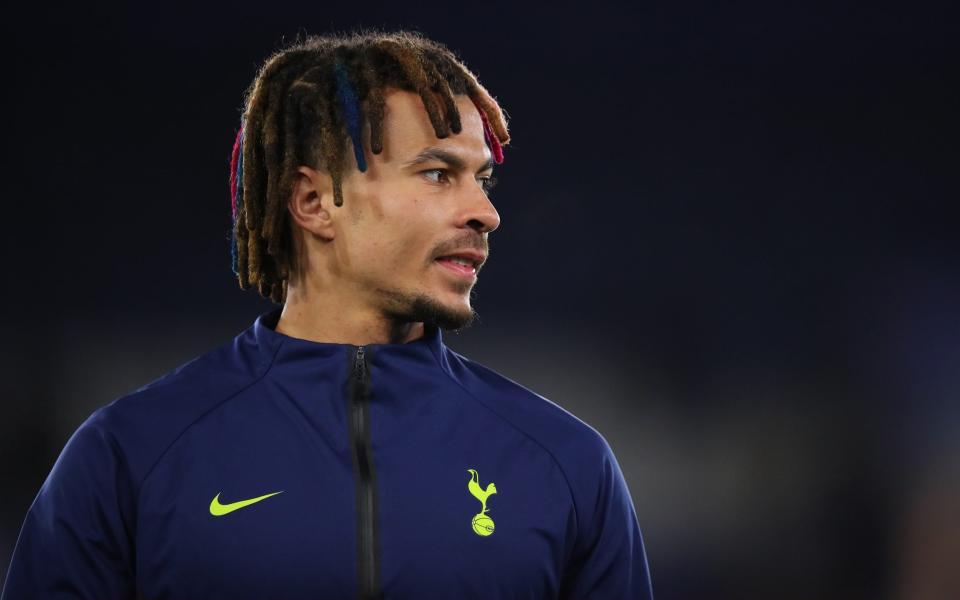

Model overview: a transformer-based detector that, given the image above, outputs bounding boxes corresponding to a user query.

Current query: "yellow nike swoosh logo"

[209,491,284,516]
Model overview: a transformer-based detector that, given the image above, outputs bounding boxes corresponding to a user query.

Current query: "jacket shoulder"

[442,349,613,464]
[83,327,274,487]
[443,349,646,587]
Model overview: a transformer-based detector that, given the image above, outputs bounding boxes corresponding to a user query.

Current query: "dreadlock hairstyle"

[228,30,510,304]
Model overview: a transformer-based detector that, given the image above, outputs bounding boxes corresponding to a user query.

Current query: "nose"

[460,184,501,234]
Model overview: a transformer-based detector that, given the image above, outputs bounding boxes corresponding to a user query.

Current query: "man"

[2,31,653,599]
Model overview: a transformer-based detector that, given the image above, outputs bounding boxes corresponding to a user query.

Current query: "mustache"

[431,232,489,260]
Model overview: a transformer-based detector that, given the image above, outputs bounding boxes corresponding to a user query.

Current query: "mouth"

[434,252,484,281]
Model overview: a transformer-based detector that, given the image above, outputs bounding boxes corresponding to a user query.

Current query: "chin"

[381,288,478,331]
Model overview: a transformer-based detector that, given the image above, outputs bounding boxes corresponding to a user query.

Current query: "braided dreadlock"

[228,30,510,304]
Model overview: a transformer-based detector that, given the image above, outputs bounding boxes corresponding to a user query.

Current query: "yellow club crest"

[466,469,497,536]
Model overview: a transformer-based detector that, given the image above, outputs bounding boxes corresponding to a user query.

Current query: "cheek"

[378,202,435,268]
[346,189,441,278]
[383,230,427,271]
[350,225,421,279]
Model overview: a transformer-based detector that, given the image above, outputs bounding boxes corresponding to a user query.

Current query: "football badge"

[467,468,498,537]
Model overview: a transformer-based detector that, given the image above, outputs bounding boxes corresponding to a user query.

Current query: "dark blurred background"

[2,2,958,599]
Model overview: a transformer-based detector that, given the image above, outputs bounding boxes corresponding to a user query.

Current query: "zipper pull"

[355,346,366,379]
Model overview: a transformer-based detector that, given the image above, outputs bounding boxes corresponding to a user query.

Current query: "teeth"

[443,256,474,268]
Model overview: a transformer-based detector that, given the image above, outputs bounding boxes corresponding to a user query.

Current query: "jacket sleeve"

[560,437,654,600]
[1,408,136,600]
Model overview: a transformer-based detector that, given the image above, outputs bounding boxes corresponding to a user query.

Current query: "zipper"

[349,346,381,600]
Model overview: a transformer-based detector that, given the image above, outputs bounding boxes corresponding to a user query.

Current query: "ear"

[288,165,336,241]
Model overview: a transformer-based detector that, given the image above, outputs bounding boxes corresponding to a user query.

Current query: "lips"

[433,249,486,282]
[435,250,485,268]
[435,256,477,279]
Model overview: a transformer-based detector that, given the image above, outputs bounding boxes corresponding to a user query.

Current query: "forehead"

[378,89,490,166]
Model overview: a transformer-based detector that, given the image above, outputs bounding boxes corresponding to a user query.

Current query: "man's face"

[333,89,500,331]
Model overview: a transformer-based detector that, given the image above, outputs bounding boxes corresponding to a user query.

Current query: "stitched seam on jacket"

[137,337,286,489]
[436,352,582,544]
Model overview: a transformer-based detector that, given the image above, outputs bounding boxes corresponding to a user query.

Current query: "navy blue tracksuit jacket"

[3,308,653,599]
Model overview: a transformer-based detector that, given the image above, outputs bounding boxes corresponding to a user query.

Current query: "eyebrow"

[402,147,495,173]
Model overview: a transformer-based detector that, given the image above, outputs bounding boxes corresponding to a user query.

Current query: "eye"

[478,175,498,194]
[422,168,450,184]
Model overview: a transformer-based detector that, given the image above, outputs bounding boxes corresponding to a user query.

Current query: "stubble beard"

[379,284,478,333]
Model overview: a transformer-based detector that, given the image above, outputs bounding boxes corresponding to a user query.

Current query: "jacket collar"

[253,307,447,370]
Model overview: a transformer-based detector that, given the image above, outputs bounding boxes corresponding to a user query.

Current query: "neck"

[275,279,426,346]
